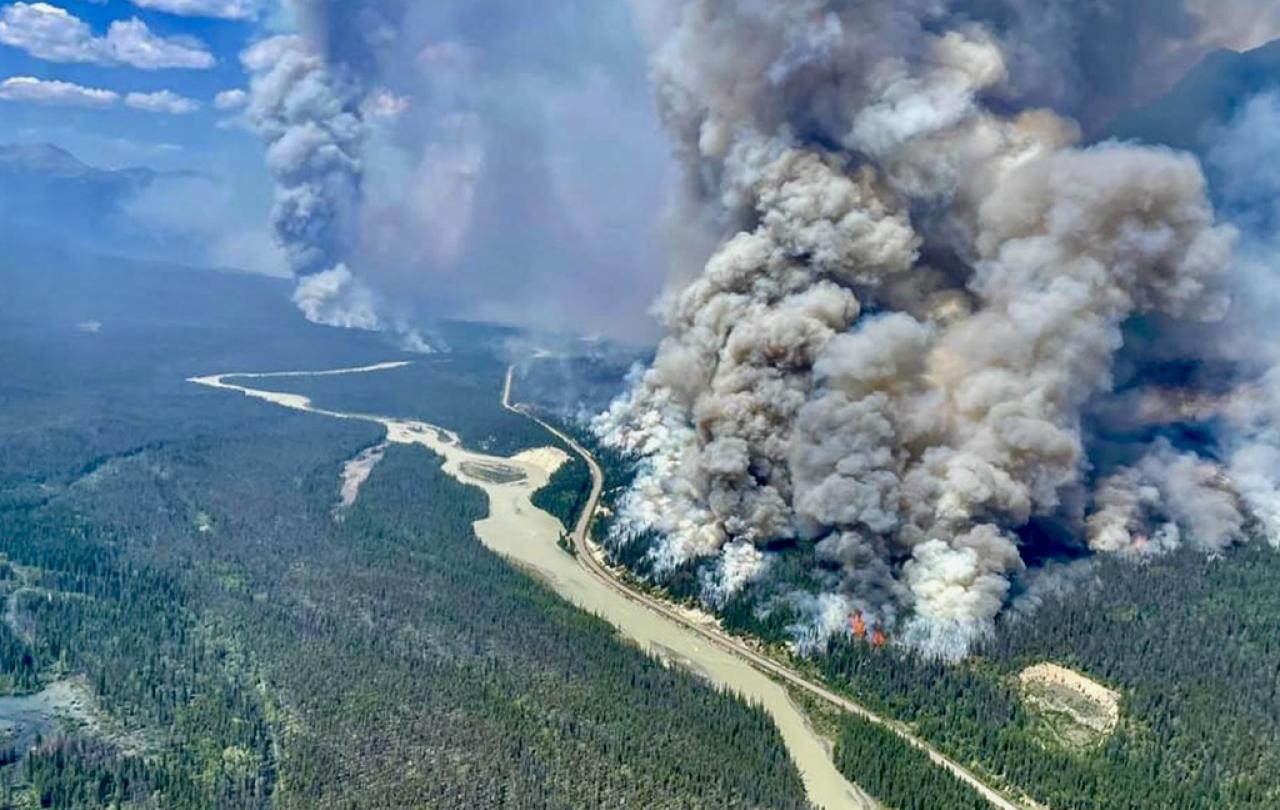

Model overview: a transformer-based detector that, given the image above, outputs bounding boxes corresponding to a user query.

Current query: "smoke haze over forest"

[81,0,1280,659]
[7,0,1280,660]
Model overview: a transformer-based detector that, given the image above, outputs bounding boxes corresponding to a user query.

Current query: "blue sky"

[0,0,674,335]
[0,1,273,188]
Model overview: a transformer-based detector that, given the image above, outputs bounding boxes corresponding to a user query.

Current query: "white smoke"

[702,540,770,607]
[239,16,430,353]
[598,0,1263,660]
[239,0,672,340]
[242,34,375,328]
[291,264,381,330]
[785,591,858,657]
[1087,441,1245,556]
[1207,94,1280,548]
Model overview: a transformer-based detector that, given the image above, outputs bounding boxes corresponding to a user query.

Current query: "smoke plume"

[1208,93,1280,548]
[242,0,670,341]
[597,0,1272,660]
[242,32,384,331]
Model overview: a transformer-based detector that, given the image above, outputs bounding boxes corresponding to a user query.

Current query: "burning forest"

[593,0,1280,661]
[228,0,1280,663]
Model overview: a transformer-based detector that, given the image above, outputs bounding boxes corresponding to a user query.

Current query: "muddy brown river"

[190,363,874,810]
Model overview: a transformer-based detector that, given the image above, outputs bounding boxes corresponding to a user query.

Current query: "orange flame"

[849,611,867,640]
[871,627,887,648]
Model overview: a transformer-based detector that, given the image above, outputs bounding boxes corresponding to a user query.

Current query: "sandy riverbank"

[191,364,875,810]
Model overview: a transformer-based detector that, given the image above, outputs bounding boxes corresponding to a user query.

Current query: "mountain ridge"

[1100,38,1280,155]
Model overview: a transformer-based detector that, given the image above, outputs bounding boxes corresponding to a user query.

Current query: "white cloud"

[1,76,198,115]
[0,3,97,62]
[101,17,213,69]
[125,89,199,114]
[0,75,117,106]
[213,87,246,109]
[130,0,260,20]
[0,2,214,69]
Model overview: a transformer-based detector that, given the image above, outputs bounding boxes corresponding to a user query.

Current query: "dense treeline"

[986,547,1280,809]
[0,267,406,503]
[0,499,278,808]
[249,445,807,809]
[584,425,1280,810]
[794,545,1280,810]
[530,453,593,533]
[0,621,40,693]
[0,302,813,807]
[832,714,989,810]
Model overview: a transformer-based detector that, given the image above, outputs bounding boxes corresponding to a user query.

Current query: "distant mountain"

[0,143,265,275]
[1101,39,1280,156]
[0,143,166,254]
[0,142,147,177]
[1,142,91,173]
[0,143,159,208]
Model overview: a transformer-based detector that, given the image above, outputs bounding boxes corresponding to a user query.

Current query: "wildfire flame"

[849,611,867,640]
[849,611,888,647]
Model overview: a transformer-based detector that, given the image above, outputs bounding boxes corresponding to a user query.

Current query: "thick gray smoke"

[1088,440,1245,556]
[242,0,670,341]
[597,0,1274,660]
[242,32,383,331]
[1208,93,1280,547]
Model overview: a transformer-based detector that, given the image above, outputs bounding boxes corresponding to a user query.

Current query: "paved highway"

[503,367,1025,810]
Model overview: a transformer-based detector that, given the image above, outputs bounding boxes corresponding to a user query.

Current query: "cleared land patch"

[1018,663,1120,749]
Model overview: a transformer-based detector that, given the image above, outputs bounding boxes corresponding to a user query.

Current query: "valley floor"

[195,364,877,810]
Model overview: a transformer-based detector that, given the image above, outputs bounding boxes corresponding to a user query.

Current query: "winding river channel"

[190,362,875,810]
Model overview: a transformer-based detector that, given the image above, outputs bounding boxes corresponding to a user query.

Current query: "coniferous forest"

[7,251,1280,810]
[0,258,810,808]
[583,437,1280,810]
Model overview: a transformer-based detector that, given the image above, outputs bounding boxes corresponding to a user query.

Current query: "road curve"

[502,367,1025,810]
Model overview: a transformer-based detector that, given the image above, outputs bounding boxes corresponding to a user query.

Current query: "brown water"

[190,365,875,810]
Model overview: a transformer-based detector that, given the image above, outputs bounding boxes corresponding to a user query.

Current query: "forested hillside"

[0,252,811,808]
[581,443,1280,809]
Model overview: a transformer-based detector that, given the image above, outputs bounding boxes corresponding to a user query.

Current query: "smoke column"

[597,1,1274,660]
[241,0,442,349]
[242,33,382,330]
[239,0,669,341]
